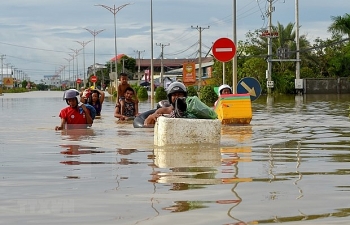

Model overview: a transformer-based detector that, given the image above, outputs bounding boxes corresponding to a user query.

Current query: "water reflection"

[255,208,350,224]
[294,141,303,200]
[221,125,253,144]
[151,144,254,224]
[3,92,350,224]
[151,145,221,186]
[60,144,104,155]
[116,148,139,165]
[59,128,96,141]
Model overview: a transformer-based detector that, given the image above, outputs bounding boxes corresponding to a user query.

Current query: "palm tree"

[328,13,350,38]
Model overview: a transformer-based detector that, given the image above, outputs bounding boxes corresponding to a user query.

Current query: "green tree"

[187,86,198,97]
[137,87,148,100]
[120,55,136,73]
[36,83,48,91]
[328,13,350,38]
[22,80,28,88]
[199,85,217,106]
[155,86,167,101]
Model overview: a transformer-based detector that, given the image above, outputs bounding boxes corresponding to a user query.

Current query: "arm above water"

[144,106,173,126]
[114,104,127,120]
[96,89,105,104]
[55,118,66,130]
[81,104,93,127]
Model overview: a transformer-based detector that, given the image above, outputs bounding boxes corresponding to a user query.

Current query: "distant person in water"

[114,87,139,120]
[55,89,93,130]
[87,88,105,116]
[117,73,139,116]
[214,84,233,107]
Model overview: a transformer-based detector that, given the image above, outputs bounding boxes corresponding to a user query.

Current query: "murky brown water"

[1,91,350,225]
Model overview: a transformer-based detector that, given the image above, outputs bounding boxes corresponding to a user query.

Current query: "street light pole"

[150,0,154,108]
[95,3,131,92]
[85,28,105,86]
[64,58,72,88]
[75,40,92,88]
[232,0,237,93]
[70,48,82,90]
[68,54,75,88]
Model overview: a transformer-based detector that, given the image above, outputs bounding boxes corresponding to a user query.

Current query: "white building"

[42,75,61,87]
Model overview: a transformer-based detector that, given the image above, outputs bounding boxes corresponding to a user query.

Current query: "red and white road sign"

[212,37,236,62]
[90,75,98,83]
[76,78,82,84]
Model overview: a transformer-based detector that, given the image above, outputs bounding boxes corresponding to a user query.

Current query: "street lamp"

[75,40,92,88]
[64,57,73,87]
[68,53,75,88]
[150,0,154,108]
[70,48,82,90]
[232,0,237,93]
[95,3,131,91]
[84,28,105,85]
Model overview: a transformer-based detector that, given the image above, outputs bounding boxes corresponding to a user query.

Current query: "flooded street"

[1,91,350,225]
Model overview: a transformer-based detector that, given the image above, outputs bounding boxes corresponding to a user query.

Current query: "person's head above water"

[63,89,80,106]
[218,84,233,96]
[166,81,187,105]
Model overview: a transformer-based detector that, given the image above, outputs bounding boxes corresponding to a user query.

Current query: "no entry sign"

[212,37,236,62]
[90,75,98,83]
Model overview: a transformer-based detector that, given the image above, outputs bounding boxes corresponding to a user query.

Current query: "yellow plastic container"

[214,93,252,124]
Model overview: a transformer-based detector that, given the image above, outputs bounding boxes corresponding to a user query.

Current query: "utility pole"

[75,40,92,88]
[10,65,14,79]
[134,50,145,86]
[13,68,17,87]
[156,43,170,86]
[191,25,210,90]
[266,0,274,95]
[0,55,5,90]
[295,0,301,93]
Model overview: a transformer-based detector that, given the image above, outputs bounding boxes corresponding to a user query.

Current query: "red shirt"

[59,106,90,129]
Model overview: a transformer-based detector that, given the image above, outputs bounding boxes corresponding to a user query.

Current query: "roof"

[110,54,126,62]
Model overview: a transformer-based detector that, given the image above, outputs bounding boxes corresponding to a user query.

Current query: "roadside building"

[42,75,61,88]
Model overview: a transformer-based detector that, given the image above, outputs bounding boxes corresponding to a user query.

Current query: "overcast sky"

[0,0,349,82]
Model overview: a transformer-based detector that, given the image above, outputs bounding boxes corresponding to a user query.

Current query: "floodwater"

[1,91,350,225]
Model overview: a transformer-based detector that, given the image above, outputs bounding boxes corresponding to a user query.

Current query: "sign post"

[90,75,98,87]
[237,77,262,101]
[76,78,82,90]
[212,37,236,88]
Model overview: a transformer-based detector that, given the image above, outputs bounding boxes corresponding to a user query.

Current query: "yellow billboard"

[3,77,14,87]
